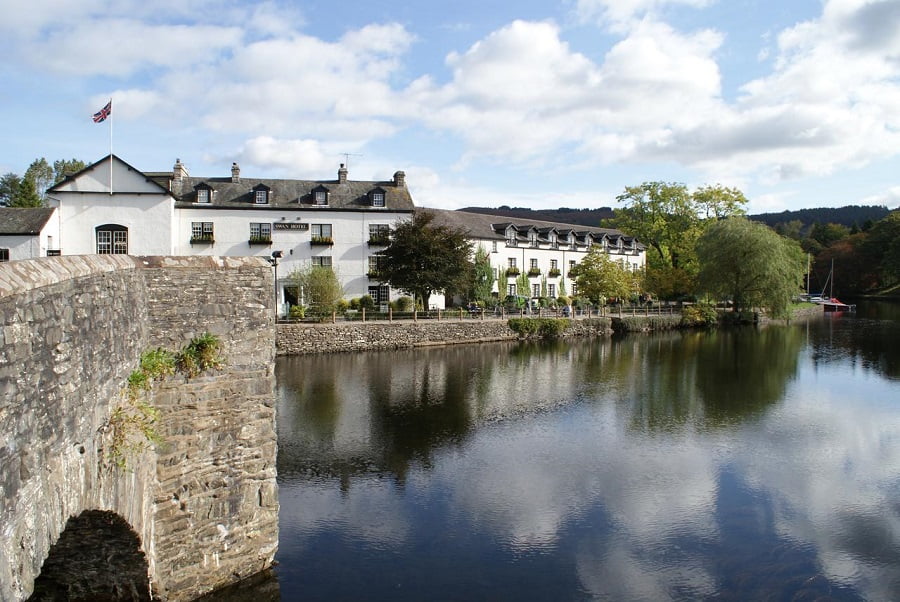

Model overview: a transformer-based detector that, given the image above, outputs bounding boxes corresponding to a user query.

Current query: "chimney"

[338,163,348,184]
[231,162,241,183]
[172,158,189,194]
[393,170,406,188]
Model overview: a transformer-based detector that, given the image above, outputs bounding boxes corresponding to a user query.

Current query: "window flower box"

[190,235,215,244]
[506,267,520,276]
[548,268,561,278]
[368,235,391,246]
[248,236,272,245]
[310,236,334,246]
[528,268,542,277]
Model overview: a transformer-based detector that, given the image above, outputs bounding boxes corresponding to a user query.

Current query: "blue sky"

[1,0,898,214]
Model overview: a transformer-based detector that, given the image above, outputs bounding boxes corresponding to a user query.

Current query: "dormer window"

[194,183,213,204]
[252,184,271,205]
[369,188,386,207]
[506,227,517,246]
[312,185,329,206]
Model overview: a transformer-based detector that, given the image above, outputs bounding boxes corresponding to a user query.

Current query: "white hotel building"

[24,154,644,312]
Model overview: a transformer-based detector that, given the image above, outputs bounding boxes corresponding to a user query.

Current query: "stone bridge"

[0,256,278,601]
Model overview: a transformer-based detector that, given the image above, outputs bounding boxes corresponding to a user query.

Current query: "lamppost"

[268,250,283,320]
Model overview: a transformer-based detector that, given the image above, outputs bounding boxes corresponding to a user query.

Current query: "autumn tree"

[377,211,473,310]
[696,217,805,318]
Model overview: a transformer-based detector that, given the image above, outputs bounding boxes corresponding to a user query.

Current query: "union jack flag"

[92,100,112,123]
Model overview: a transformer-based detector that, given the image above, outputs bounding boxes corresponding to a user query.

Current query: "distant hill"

[457,204,891,230]
[457,206,614,228]
[748,205,891,229]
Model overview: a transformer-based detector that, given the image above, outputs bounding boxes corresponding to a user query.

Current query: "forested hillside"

[750,205,890,229]
[457,204,891,230]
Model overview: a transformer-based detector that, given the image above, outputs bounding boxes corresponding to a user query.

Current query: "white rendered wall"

[174,207,409,300]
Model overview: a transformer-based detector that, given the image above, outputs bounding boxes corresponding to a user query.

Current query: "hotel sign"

[273,222,309,230]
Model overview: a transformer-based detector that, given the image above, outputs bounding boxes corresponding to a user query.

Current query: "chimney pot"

[231,162,240,183]
[393,170,406,188]
[338,163,348,184]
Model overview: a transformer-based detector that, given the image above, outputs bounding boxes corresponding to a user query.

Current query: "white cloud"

[857,185,900,208]
[575,0,715,31]
[232,136,336,174]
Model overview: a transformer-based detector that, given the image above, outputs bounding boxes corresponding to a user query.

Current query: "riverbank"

[275,314,694,356]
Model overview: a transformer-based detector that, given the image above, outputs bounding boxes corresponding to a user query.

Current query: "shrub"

[394,296,413,312]
[289,305,306,319]
[508,318,570,339]
[359,295,376,311]
[612,315,683,333]
[680,303,719,327]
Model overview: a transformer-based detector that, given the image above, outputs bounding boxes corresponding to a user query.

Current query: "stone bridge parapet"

[0,255,278,601]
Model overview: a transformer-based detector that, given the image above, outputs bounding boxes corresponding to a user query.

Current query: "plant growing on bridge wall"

[177,332,224,377]
[106,333,225,470]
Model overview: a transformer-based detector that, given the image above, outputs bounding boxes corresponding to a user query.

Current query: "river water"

[266,303,900,601]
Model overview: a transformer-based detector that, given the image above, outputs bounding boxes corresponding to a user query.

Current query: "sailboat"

[819,259,856,312]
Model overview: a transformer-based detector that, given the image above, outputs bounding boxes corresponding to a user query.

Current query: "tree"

[289,264,344,318]
[608,182,697,269]
[696,217,805,318]
[53,158,87,183]
[861,212,900,289]
[9,177,42,207]
[0,173,21,206]
[470,245,494,305]
[24,158,53,201]
[377,211,473,310]
[570,247,636,303]
[693,184,748,219]
[606,181,748,300]
[809,222,850,248]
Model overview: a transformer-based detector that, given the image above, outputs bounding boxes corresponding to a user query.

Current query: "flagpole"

[109,98,113,195]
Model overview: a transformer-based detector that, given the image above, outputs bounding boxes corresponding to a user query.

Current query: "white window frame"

[254,190,268,205]
[311,224,332,238]
[250,222,272,239]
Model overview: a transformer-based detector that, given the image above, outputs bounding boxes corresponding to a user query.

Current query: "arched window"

[96,224,128,254]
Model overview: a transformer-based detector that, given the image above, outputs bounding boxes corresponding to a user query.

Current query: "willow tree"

[696,217,805,318]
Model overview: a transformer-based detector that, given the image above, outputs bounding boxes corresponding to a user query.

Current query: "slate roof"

[421,208,645,250]
[0,208,55,235]
[145,167,415,212]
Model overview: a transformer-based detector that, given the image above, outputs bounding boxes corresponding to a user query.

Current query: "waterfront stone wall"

[276,317,615,355]
[0,255,277,602]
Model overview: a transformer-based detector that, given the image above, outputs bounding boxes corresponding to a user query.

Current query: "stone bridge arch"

[0,256,279,601]
[30,510,151,601]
